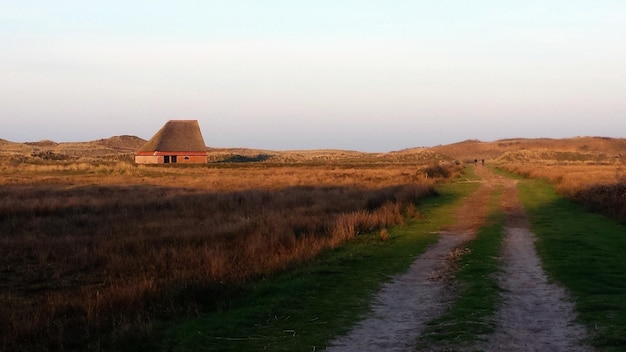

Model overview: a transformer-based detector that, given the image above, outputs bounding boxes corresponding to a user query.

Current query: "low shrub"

[572,183,626,223]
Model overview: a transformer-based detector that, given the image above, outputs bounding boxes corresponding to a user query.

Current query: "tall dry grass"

[0,161,458,351]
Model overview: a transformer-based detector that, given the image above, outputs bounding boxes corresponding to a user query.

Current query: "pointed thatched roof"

[137,120,207,154]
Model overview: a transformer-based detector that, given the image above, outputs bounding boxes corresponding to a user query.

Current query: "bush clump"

[423,164,452,179]
[31,150,71,161]
[573,183,626,222]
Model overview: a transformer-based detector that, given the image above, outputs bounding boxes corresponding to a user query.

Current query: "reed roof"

[137,120,207,153]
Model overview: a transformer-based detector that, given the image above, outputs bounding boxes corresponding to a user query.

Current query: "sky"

[1,1,625,152]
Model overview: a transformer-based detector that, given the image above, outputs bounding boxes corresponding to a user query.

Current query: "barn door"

[164,156,170,164]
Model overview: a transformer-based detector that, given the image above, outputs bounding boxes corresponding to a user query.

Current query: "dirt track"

[326,166,593,351]
[477,171,593,352]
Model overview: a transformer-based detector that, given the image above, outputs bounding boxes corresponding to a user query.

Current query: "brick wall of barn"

[135,154,207,164]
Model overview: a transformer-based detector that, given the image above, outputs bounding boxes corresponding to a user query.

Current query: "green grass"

[417,187,505,350]
[459,163,481,181]
[517,178,626,351]
[134,169,481,352]
[491,165,523,180]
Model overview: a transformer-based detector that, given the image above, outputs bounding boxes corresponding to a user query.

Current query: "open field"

[159,169,480,352]
[2,135,626,351]
[0,150,460,351]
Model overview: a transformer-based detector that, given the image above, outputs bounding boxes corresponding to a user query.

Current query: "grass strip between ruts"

[517,177,626,351]
[417,186,505,350]
[135,168,482,352]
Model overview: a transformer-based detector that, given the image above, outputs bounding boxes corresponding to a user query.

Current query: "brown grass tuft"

[379,228,389,241]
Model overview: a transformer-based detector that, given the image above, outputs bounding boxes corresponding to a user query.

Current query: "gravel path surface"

[324,232,471,351]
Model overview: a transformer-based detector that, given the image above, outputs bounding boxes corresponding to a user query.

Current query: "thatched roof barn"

[135,120,208,164]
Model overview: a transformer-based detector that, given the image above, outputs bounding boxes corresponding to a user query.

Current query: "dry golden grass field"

[0,138,460,351]
[1,135,625,351]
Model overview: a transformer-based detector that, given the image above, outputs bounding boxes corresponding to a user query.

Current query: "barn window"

[184,156,190,160]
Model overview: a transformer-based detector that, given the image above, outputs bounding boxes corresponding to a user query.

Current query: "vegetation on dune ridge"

[432,136,626,163]
[4,134,626,165]
[496,149,619,164]
[1,135,455,165]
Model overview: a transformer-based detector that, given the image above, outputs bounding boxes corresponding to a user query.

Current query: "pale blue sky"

[1,1,625,151]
